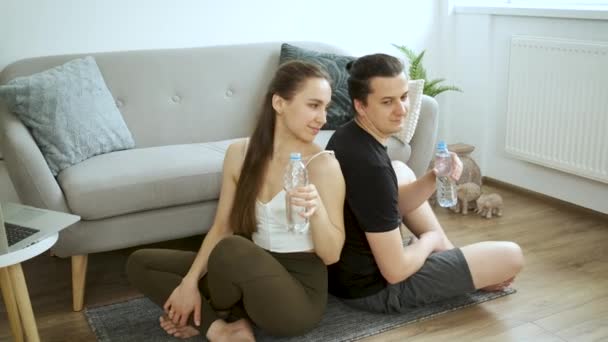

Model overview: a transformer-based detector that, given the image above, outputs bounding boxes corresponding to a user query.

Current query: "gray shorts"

[342,248,475,314]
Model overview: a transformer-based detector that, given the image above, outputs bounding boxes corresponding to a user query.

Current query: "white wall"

[438,2,608,213]
[0,0,441,198]
[0,0,440,149]
[0,0,439,71]
[2,1,603,213]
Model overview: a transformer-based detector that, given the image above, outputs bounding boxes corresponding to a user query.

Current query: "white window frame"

[451,0,608,20]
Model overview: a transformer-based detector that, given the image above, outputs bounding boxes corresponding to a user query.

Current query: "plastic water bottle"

[435,141,458,208]
[283,152,309,233]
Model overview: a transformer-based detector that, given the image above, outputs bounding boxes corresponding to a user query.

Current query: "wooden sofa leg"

[71,255,88,312]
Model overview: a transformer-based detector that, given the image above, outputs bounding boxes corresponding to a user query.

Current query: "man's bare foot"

[481,276,515,292]
[159,315,200,339]
[207,318,255,342]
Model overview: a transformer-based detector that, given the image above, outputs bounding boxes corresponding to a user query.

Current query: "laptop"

[0,202,81,254]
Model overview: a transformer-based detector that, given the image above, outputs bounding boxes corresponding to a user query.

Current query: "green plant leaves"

[393,44,462,97]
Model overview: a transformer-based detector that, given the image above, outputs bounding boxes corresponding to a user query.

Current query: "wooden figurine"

[451,182,481,215]
[475,193,504,219]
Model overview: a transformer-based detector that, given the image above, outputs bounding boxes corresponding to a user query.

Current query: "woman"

[126,61,345,341]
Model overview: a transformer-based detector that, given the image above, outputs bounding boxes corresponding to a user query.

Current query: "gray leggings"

[126,235,327,337]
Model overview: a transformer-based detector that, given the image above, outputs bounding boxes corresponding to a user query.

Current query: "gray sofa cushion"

[280,43,356,130]
[58,139,241,220]
[0,56,135,175]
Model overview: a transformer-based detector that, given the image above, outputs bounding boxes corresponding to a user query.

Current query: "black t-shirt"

[326,121,401,299]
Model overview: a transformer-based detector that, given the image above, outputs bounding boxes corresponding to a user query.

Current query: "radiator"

[505,36,608,184]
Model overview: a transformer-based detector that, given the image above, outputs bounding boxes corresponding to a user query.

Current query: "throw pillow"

[0,56,135,176]
[279,44,425,144]
[280,43,356,130]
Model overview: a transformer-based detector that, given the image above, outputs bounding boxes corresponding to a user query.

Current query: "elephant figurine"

[475,193,504,219]
[450,182,481,215]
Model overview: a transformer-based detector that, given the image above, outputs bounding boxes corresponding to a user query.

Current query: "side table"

[0,233,58,342]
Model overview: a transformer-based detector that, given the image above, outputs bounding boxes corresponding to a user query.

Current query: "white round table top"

[0,233,58,268]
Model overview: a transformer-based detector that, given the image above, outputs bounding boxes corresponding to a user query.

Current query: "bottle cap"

[437,141,447,151]
[289,152,302,160]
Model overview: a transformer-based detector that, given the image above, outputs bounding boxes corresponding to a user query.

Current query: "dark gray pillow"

[279,43,356,130]
[0,56,135,176]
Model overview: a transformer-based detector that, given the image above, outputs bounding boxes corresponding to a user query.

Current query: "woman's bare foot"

[159,315,200,339]
[207,318,255,342]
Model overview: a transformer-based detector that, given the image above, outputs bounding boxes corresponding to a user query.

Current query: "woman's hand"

[163,277,202,327]
[289,184,321,218]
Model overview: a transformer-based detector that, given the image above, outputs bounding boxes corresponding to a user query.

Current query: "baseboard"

[482,176,608,220]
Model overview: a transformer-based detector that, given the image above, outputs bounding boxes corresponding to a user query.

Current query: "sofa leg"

[71,255,88,312]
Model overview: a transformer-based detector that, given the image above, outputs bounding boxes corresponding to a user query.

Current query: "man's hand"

[419,231,444,252]
[432,152,463,181]
[448,152,463,181]
[437,236,456,252]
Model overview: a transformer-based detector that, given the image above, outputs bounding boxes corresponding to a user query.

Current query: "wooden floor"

[1,183,607,342]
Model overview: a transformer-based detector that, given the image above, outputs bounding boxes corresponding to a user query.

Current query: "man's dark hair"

[346,54,405,107]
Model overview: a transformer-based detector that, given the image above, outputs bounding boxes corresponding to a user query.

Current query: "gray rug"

[85,289,515,341]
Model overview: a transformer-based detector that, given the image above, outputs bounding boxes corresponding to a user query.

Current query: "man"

[326,54,524,313]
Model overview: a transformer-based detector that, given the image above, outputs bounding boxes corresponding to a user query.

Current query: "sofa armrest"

[407,95,438,178]
[0,109,71,212]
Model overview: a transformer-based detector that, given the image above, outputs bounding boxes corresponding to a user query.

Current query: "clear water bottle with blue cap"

[283,152,309,233]
[435,141,458,208]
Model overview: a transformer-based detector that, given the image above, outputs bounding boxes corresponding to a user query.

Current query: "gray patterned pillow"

[279,43,356,130]
[0,56,135,176]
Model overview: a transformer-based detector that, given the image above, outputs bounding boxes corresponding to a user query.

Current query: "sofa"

[0,41,438,311]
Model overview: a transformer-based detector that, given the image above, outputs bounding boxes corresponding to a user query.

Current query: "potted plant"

[393,44,462,97]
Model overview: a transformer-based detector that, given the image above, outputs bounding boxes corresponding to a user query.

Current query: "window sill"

[452,3,608,21]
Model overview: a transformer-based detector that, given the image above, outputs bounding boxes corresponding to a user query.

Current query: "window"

[456,0,608,5]
[452,0,608,20]
[508,0,607,4]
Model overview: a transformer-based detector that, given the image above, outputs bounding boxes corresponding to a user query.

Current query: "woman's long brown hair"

[229,61,331,237]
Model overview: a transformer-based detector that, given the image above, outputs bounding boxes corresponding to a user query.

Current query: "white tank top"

[246,144,334,253]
